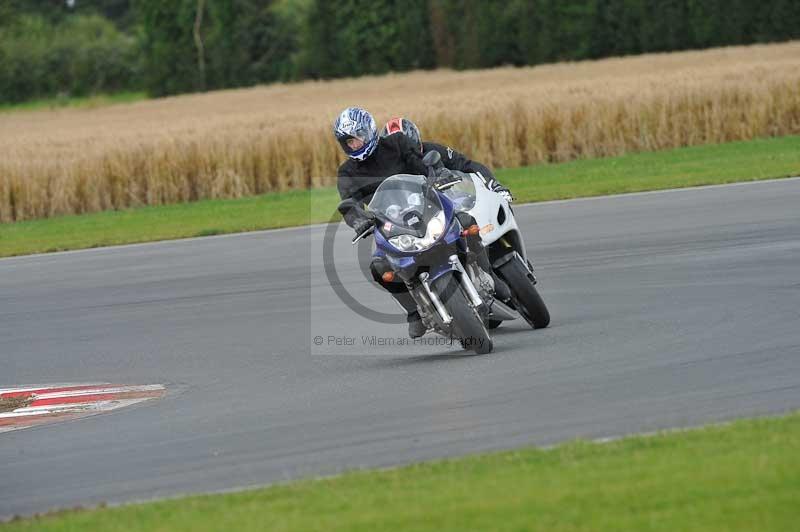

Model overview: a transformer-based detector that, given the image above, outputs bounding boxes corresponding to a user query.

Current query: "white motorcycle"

[348,150,549,354]
[439,158,550,331]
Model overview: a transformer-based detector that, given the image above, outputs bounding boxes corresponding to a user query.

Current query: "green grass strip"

[0,92,148,113]
[1,135,799,258]
[4,412,799,531]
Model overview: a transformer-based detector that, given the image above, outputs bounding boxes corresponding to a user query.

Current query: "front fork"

[413,254,485,328]
[417,272,452,325]
[448,254,484,309]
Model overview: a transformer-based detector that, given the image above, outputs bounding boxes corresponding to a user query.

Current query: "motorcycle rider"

[334,107,508,339]
[381,117,513,204]
[381,116,513,303]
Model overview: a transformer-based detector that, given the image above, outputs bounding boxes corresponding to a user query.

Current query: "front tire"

[433,272,493,355]
[497,257,550,329]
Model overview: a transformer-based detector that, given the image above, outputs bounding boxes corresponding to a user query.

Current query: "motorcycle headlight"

[390,234,417,251]
[389,211,446,251]
[427,213,445,240]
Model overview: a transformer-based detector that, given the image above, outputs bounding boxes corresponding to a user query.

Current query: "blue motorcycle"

[349,153,498,354]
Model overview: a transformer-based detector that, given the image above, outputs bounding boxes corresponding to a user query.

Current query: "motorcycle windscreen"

[442,175,476,212]
[367,174,443,238]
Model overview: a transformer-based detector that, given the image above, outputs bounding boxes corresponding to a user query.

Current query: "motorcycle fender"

[427,260,459,284]
[494,251,537,284]
[492,251,518,270]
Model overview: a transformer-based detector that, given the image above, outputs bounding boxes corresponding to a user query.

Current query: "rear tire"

[433,272,493,355]
[497,257,550,329]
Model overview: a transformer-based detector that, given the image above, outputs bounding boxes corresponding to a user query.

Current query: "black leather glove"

[486,178,513,203]
[436,166,454,178]
[352,216,374,236]
[495,188,513,203]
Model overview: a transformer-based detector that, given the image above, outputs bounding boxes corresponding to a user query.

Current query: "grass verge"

[3,412,799,531]
[1,135,798,258]
[0,92,148,113]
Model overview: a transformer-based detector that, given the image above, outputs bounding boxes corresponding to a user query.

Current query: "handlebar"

[352,226,374,244]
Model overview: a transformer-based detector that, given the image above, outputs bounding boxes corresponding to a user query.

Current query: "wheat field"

[1,41,799,222]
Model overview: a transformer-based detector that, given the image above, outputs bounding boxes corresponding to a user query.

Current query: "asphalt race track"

[2,178,799,518]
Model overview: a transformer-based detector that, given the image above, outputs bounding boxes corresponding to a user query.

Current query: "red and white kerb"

[0,383,165,433]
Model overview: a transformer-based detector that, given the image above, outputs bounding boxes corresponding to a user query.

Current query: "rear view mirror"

[422,150,442,169]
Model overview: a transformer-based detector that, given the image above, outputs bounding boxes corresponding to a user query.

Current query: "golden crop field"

[1,41,799,222]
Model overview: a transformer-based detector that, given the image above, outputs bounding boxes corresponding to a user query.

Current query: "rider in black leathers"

[381,117,513,203]
[381,116,513,299]
[337,134,427,223]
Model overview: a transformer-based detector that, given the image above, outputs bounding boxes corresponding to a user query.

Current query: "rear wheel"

[433,272,493,355]
[497,257,550,329]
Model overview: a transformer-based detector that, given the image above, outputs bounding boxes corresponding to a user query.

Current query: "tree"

[135,0,206,96]
[301,0,432,79]
[429,0,456,67]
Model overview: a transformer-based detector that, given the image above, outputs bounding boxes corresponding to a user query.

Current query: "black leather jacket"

[337,133,426,227]
[337,135,504,227]
[422,141,500,187]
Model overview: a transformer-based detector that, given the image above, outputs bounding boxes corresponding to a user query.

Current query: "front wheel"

[433,272,493,355]
[497,257,550,329]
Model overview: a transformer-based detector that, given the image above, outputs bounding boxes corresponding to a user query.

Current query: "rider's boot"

[391,290,427,338]
[474,246,512,302]
[464,237,512,303]
[456,212,512,303]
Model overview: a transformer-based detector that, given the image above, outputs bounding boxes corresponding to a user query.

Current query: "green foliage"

[413,0,800,70]
[587,0,643,58]
[205,0,306,88]
[0,91,146,112]
[299,0,433,78]
[2,0,800,104]
[135,0,203,96]
[135,0,304,96]
[0,0,71,26]
[0,13,140,103]
[73,0,137,30]
[0,0,135,30]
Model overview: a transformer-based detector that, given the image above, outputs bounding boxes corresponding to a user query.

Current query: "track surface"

[2,179,799,518]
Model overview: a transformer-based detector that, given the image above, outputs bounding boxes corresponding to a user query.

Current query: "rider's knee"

[455,212,476,228]
[455,212,483,250]
[370,257,387,283]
